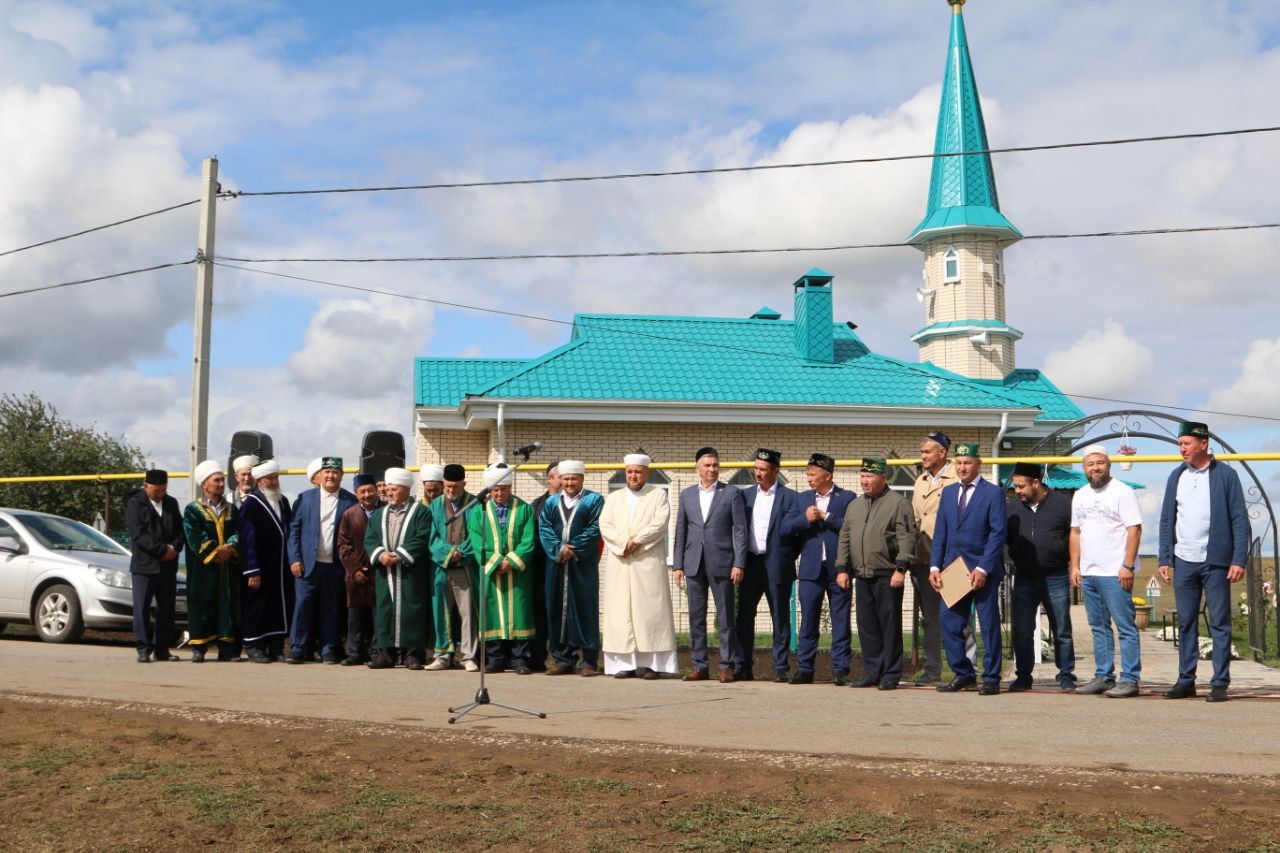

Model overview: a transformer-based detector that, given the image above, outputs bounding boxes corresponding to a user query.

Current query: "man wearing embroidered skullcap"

[126,469,185,662]
[365,467,432,669]
[1159,422,1249,703]
[791,453,855,685]
[673,446,748,683]
[427,463,481,671]
[909,430,961,684]
[238,459,294,662]
[183,460,241,662]
[1070,445,1142,698]
[539,460,605,676]
[337,473,383,665]
[468,463,539,673]
[286,457,357,664]
[1006,461,1075,692]
[601,453,678,678]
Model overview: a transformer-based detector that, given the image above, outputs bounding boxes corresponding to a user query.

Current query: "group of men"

[124,419,1249,700]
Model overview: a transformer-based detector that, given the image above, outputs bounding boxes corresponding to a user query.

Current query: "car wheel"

[34,584,84,643]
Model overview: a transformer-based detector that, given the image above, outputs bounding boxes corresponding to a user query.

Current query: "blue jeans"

[1011,573,1075,685]
[1081,575,1140,684]
[1173,558,1233,688]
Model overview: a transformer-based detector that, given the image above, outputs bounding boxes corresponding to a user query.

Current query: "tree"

[0,393,149,526]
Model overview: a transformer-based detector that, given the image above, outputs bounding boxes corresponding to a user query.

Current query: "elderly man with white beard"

[238,459,295,663]
[599,454,677,679]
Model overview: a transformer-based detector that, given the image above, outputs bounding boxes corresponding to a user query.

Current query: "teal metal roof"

[907,5,1021,244]
[994,369,1085,422]
[446,313,1043,410]
[416,357,529,407]
[911,318,1025,338]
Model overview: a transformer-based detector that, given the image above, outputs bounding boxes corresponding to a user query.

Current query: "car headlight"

[93,566,132,590]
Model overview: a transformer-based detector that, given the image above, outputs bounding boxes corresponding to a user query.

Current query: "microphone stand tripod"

[447,449,546,724]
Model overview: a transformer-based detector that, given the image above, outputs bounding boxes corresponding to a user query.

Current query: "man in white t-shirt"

[1069,445,1143,698]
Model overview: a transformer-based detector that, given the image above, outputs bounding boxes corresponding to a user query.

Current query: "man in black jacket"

[1005,462,1076,692]
[126,469,185,662]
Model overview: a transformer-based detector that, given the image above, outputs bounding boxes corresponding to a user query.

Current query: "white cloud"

[8,2,113,64]
[1204,338,1280,421]
[1042,321,1154,398]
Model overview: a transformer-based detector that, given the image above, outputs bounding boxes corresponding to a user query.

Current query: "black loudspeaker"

[228,430,274,473]
[360,431,405,478]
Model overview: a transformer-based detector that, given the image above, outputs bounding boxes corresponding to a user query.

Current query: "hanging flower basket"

[1117,444,1137,471]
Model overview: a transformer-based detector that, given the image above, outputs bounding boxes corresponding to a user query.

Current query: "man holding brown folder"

[929,443,1007,695]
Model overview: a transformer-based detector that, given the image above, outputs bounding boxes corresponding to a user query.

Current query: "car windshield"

[13,513,130,556]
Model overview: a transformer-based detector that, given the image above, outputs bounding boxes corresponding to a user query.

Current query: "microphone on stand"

[512,441,542,457]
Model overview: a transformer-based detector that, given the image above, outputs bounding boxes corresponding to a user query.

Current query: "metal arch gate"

[1026,410,1278,660]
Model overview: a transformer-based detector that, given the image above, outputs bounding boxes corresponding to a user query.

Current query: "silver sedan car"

[0,508,187,643]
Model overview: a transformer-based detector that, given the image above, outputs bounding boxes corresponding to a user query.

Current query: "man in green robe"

[364,467,432,670]
[426,464,480,671]
[467,463,537,674]
[183,460,241,662]
[537,460,605,676]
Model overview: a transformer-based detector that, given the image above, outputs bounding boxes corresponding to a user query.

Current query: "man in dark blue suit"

[287,456,358,664]
[673,446,748,683]
[736,448,805,682]
[791,453,855,685]
[929,443,1007,694]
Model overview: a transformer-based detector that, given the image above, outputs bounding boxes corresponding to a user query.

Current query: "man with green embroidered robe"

[426,463,480,672]
[538,460,605,676]
[468,463,537,674]
[183,460,241,662]
[364,467,432,670]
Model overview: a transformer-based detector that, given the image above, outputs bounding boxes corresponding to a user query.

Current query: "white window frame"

[942,247,960,283]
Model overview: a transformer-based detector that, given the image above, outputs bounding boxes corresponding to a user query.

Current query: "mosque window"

[994,250,1004,284]
[943,247,960,282]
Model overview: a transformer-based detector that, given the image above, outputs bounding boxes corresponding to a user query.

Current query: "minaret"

[907,0,1022,381]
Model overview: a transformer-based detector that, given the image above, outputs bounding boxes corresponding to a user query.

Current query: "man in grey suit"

[674,446,748,683]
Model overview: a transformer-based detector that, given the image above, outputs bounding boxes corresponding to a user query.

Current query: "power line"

[212,261,1280,424]
[0,199,199,260]
[217,125,1280,198]
[214,223,1280,265]
[0,260,195,300]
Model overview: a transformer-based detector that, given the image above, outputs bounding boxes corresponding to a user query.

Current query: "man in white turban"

[229,455,259,507]
[238,458,294,662]
[600,454,677,678]
[419,464,445,506]
[364,467,432,669]
[467,463,538,673]
[538,460,605,676]
[183,460,241,662]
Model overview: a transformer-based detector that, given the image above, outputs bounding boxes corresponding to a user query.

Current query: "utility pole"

[189,157,218,500]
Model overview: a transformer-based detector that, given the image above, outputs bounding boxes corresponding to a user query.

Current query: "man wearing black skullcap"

[125,470,185,662]
[1005,461,1076,692]
[426,464,481,671]
[337,473,383,665]
[1158,421,1249,703]
[791,452,855,685]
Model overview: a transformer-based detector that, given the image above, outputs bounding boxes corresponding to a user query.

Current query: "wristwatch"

[1121,562,1134,570]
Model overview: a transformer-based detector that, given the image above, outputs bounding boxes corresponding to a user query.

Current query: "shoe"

[736,671,755,682]
[773,671,789,684]
[247,649,271,664]
[1206,686,1229,703]
[614,669,636,679]
[848,676,878,688]
[1075,677,1115,695]
[405,658,424,671]
[545,664,573,676]
[979,682,1000,696]
[936,677,977,693]
[642,669,661,680]
[913,673,940,686]
[154,652,181,661]
[1007,677,1033,693]
[683,669,709,682]
[719,669,735,684]
[136,651,151,663]
[191,647,206,663]
[1105,681,1139,698]
[463,660,480,672]
[1162,682,1197,699]
[878,680,899,691]
[322,654,340,665]
[285,653,305,665]
[789,671,814,685]
[514,664,532,675]
[1058,680,1077,693]
[529,662,548,673]
[831,671,849,687]
[424,658,450,671]
[579,665,600,677]
[366,655,395,670]
[340,656,366,666]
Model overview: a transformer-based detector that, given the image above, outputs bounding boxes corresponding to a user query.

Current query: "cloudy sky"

[2,0,1279,540]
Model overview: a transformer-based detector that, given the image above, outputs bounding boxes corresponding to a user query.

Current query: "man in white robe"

[600,454,677,678]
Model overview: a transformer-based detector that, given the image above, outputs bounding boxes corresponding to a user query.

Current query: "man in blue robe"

[538,460,605,676]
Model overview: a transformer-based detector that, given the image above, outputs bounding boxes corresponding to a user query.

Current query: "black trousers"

[735,554,792,675]
[855,574,904,684]
[132,569,176,654]
[346,606,374,658]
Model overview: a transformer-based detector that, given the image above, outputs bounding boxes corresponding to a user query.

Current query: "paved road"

[4,632,1278,777]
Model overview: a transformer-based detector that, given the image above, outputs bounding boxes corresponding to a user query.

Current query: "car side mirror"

[0,535,24,554]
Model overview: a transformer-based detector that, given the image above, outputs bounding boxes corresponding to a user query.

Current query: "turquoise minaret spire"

[907,0,1021,244]
[908,0,1022,381]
